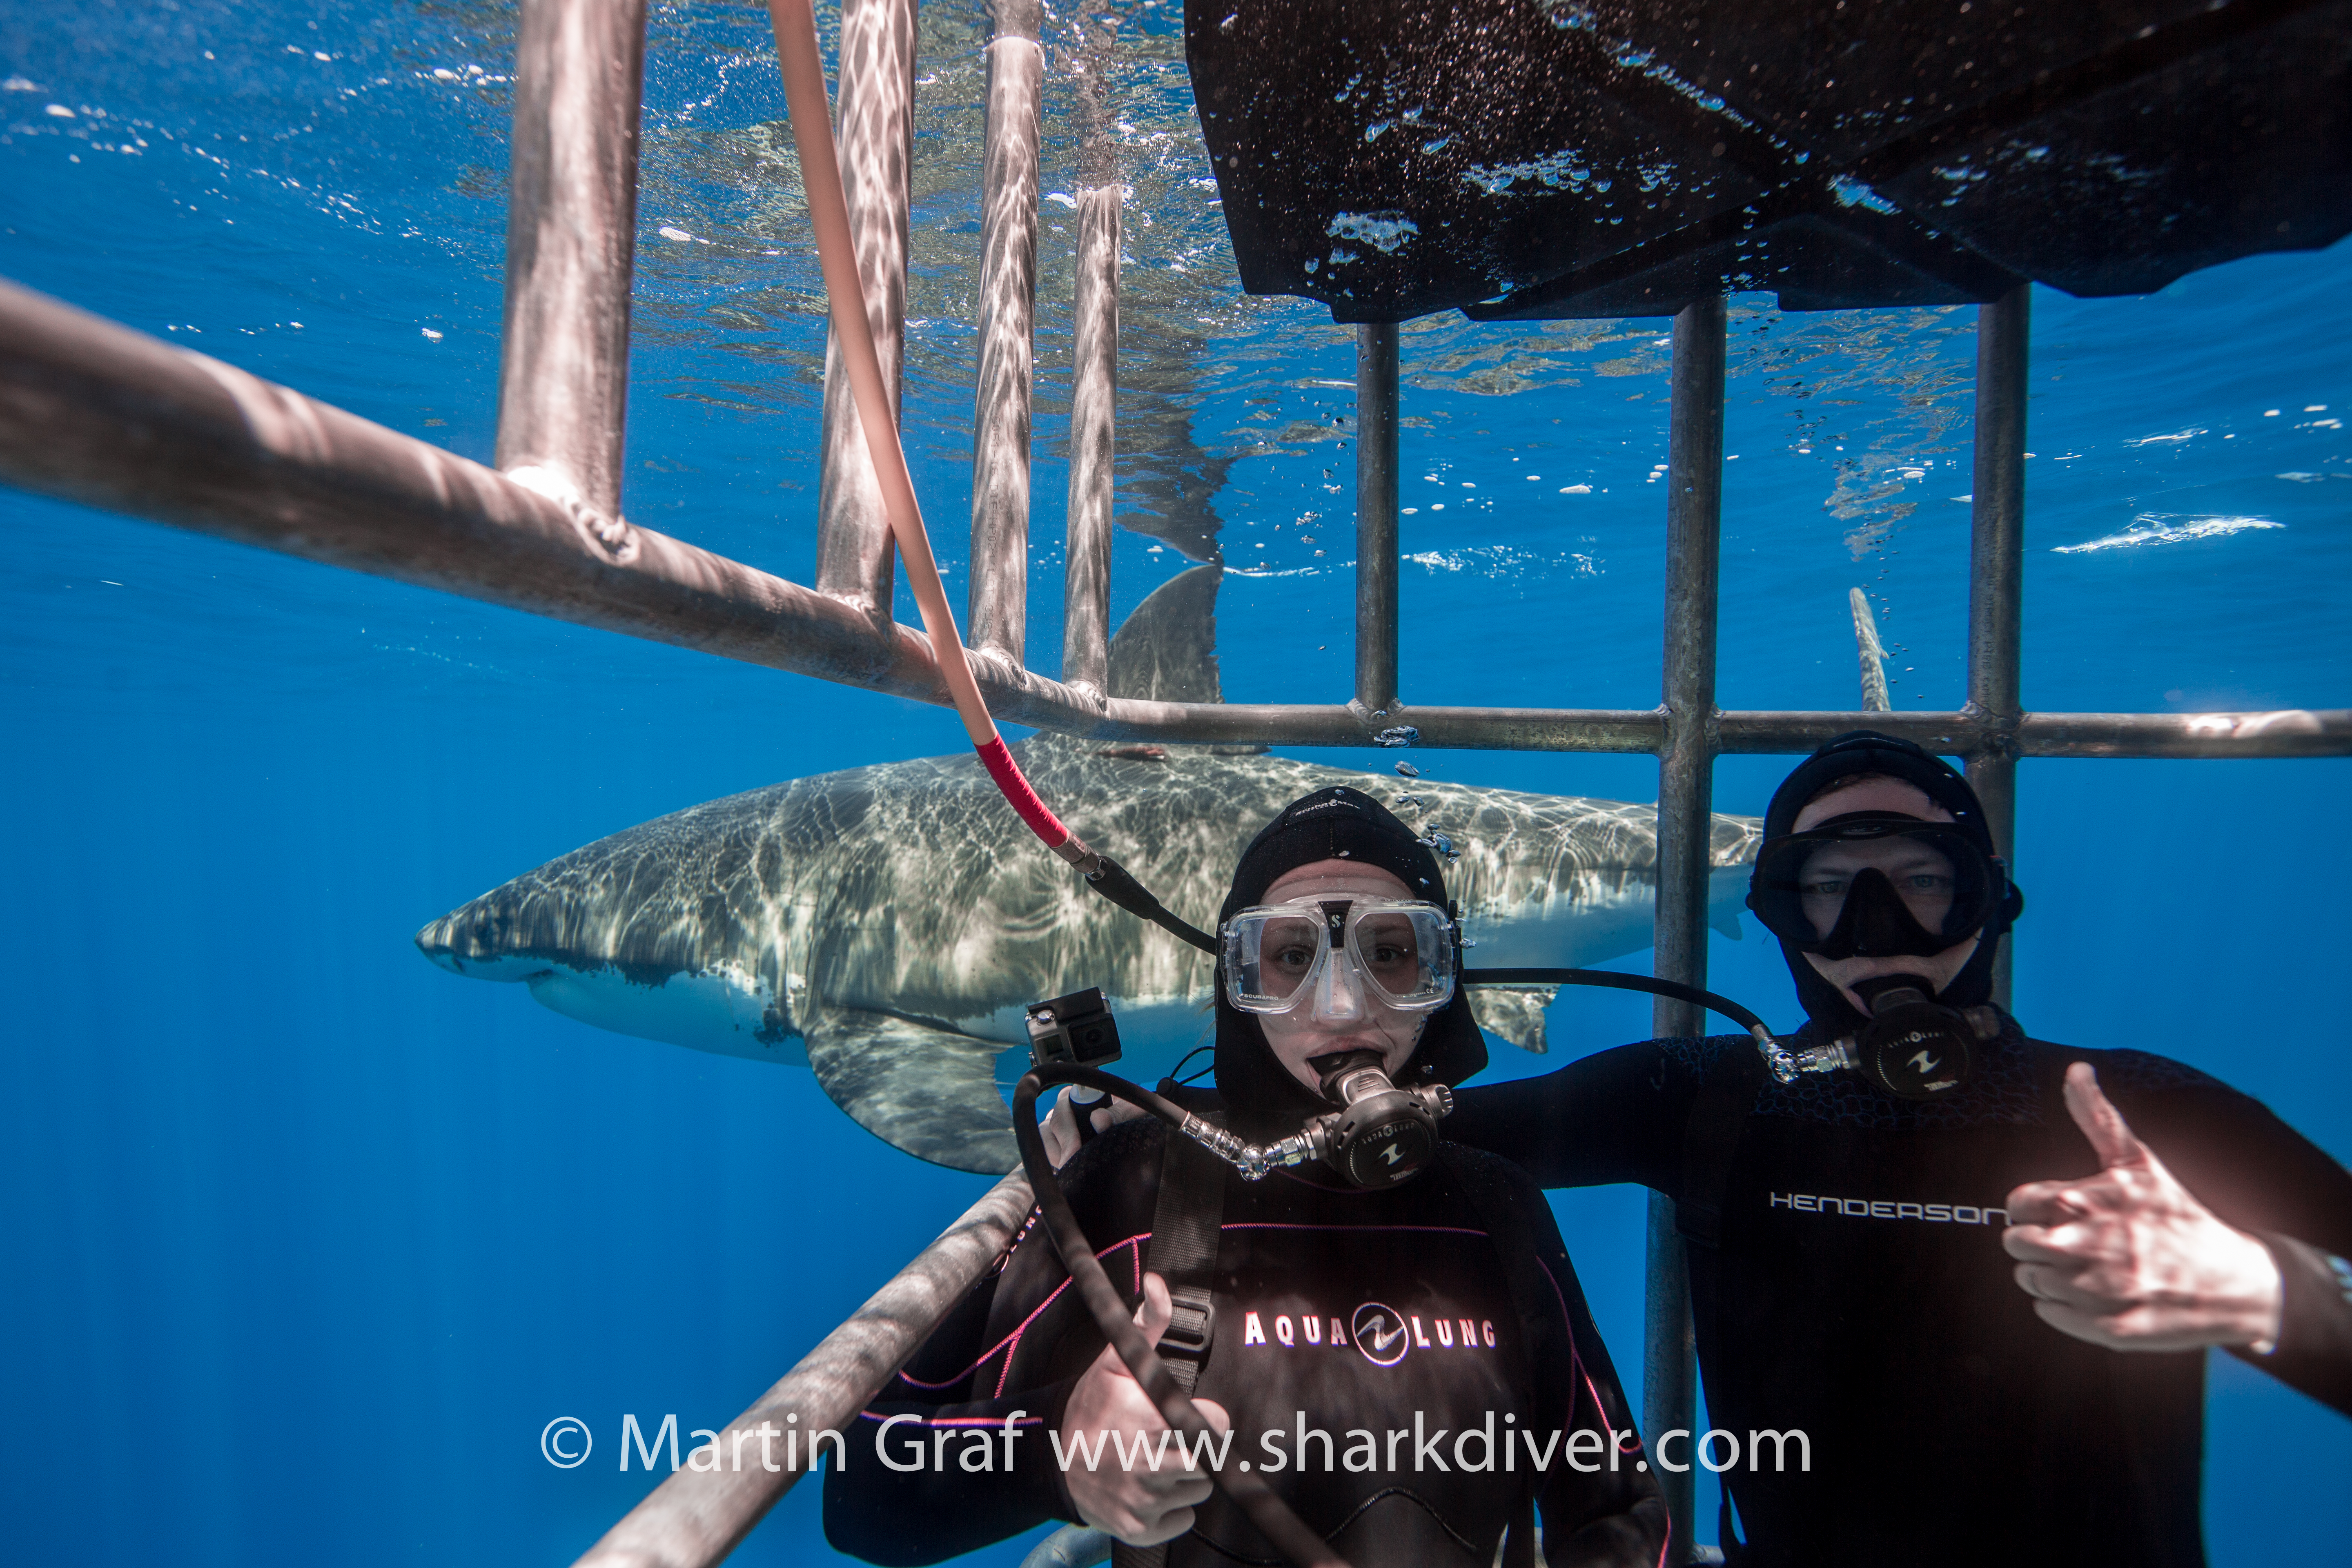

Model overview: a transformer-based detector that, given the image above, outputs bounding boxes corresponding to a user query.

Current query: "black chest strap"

[1146,1129,1227,1394]
[1437,1146,1563,1568]
[1112,1129,1229,1568]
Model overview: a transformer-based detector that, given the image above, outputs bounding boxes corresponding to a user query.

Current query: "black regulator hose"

[1460,967,1772,1040]
[1081,854,1220,956]
[1010,1063,1352,1568]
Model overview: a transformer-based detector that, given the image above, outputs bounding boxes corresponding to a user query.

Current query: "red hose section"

[976,737,1071,848]
[769,0,1079,865]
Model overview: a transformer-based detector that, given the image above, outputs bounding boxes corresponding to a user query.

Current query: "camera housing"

[1024,987,1124,1071]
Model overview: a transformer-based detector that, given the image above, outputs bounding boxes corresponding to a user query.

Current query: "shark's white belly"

[432,951,808,1067]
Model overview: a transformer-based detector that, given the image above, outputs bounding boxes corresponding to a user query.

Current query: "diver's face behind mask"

[1232,862,1452,1095]
[1748,780,2013,1100]
[1750,814,2001,958]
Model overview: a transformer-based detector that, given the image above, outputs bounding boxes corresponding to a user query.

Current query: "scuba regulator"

[1304,1049,1450,1187]
[1795,973,2002,1101]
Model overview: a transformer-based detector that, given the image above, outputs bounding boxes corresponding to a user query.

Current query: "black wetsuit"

[1445,1016,2352,1568]
[824,1118,1668,1567]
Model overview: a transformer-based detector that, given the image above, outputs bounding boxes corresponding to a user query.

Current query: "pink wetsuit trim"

[891,1232,1151,1393]
[989,1231,1153,1399]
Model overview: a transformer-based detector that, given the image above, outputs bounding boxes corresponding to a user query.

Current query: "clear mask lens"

[1223,900,1456,1015]
[1749,813,2001,958]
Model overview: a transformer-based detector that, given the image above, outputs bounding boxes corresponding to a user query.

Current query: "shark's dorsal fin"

[1108,563,1223,704]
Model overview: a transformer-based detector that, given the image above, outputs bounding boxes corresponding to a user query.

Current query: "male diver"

[1428,732,2352,1566]
[824,788,1668,1567]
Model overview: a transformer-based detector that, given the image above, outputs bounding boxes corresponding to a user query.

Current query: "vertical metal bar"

[1061,14,1118,696]
[968,0,1044,666]
[1642,1189,1698,1552]
[1967,285,2029,1010]
[495,0,649,521]
[1355,322,1400,717]
[1647,293,1726,1564]
[813,0,916,624]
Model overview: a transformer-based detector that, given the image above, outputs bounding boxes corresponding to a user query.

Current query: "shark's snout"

[413,899,524,977]
[412,915,467,974]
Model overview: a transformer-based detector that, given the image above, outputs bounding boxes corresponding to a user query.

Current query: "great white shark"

[415,567,1761,1173]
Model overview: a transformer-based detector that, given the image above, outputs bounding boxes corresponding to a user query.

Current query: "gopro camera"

[1025,987,1123,1071]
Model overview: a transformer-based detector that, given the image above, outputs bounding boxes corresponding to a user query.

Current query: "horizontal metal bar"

[569,1169,1035,1568]
[1714,708,2352,760]
[5,279,2346,762]
[0,278,948,684]
[2009,708,2352,758]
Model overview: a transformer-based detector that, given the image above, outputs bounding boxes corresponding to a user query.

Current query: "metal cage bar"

[568,1171,1036,1568]
[2,271,2343,757]
[812,0,916,625]
[495,0,648,521]
[968,0,1045,666]
[1967,286,2031,1009]
[1356,323,1401,717]
[1060,12,1120,697]
[1643,294,1728,1556]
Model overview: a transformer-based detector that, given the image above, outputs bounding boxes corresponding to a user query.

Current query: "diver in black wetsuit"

[1437,732,2352,1567]
[824,788,1667,1568]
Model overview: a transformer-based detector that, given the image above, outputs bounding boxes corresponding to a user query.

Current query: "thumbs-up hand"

[1061,1273,1233,1546]
[2002,1062,2284,1352]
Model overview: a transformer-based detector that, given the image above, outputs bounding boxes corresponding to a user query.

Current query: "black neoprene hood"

[1212,786,1487,1139]
[1761,730,1996,852]
[1217,785,1448,923]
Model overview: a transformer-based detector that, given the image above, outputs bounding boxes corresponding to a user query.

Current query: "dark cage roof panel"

[1185,0,2352,321]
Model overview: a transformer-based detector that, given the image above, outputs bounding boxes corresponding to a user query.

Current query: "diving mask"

[1221,898,1457,1016]
[1747,812,2009,959]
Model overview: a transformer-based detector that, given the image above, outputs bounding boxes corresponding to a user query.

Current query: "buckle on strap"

[1159,1287,1216,1356]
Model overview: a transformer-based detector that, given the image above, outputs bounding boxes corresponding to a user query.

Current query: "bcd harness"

[1109,1127,1557,1568]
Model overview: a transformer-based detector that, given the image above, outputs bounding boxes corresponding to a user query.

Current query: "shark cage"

[2,0,2348,1564]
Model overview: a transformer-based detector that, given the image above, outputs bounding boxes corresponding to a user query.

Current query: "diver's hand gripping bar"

[1011,1065,1353,1568]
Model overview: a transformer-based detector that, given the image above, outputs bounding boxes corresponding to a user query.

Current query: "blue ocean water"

[2,2,2348,1564]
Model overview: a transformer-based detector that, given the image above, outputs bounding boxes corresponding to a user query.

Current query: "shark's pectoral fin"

[803,1009,1020,1175]
[1469,985,1558,1055]
[1711,906,1744,941]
